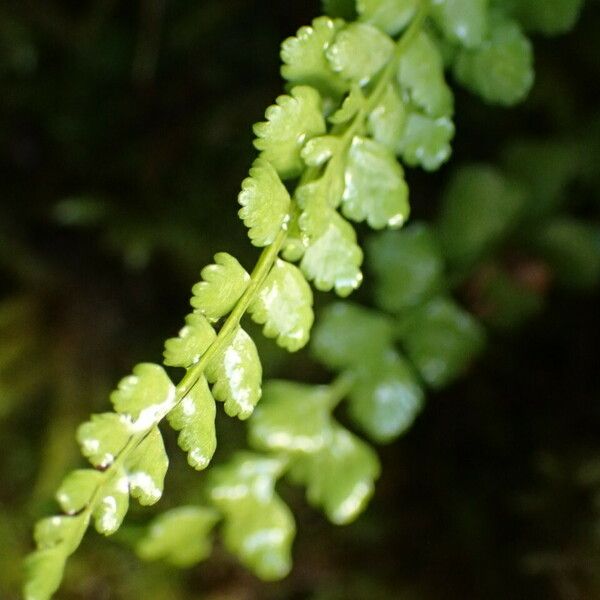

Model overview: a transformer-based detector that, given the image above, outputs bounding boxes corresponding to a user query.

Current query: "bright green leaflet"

[280,16,349,101]
[326,22,395,85]
[238,159,291,247]
[341,136,410,229]
[190,253,250,322]
[167,376,217,470]
[163,312,216,368]
[253,86,327,180]
[205,326,262,420]
[249,259,314,352]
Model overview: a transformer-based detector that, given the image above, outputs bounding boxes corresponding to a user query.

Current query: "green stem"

[78,224,289,537]
[327,371,357,410]
[178,226,288,397]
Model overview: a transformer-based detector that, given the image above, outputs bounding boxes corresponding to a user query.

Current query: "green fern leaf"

[341,136,409,229]
[137,506,220,567]
[367,83,407,152]
[431,0,489,48]
[76,413,131,468]
[290,425,380,524]
[300,135,342,167]
[92,469,129,535]
[326,22,394,85]
[397,31,453,118]
[357,0,419,36]
[248,381,331,453]
[238,159,291,247]
[367,224,444,313]
[328,85,365,124]
[110,363,176,424]
[397,112,454,171]
[55,469,102,515]
[348,349,424,443]
[24,547,69,600]
[124,426,169,505]
[209,453,294,580]
[163,312,216,368]
[397,297,485,388]
[167,375,216,470]
[25,513,88,600]
[281,17,350,100]
[249,259,314,352]
[205,327,262,420]
[253,86,326,179]
[453,14,534,105]
[300,208,363,296]
[33,514,88,553]
[311,302,393,370]
[190,253,250,322]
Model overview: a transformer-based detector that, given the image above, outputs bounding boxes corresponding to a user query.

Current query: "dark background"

[1,1,599,598]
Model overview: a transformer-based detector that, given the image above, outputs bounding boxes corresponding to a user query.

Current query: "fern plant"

[24,1,586,598]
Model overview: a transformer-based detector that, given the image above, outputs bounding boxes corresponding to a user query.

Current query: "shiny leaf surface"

[238,159,291,247]
[281,17,349,100]
[326,23,394,85]
[77,413,131,469]
[167,375,216,470]
[124,426,169,506]
[253,86,326,179]
[341,136,409,229]
[110,363,176,425]
[205,327,262,419]
[92,468,129,535]
[190,253,250,322]
[249,259,314,352]
[163,312,216,368]
[300,208,363,296]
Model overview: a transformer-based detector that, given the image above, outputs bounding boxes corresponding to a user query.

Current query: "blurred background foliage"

[1,0,600,598]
